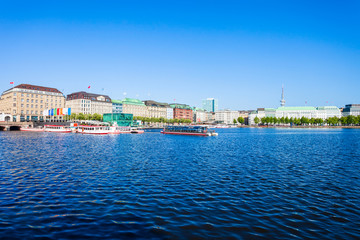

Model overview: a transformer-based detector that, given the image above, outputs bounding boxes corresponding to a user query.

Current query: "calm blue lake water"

[1,128,359,239]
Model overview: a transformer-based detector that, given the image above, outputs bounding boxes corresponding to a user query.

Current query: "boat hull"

[161,131,209,136]
[20,128,44,132]
[44,130,72,133]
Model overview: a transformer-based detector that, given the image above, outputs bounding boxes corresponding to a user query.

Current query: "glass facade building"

[202,98,218,112]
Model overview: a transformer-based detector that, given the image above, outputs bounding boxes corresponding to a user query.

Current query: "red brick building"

[170,104,193,122]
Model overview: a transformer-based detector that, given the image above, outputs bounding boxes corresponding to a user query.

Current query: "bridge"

[0,122,33,131]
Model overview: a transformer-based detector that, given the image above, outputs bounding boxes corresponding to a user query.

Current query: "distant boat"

[161,126,218,136]
[108,126,132,134]
[215,125,230,128]
[130,128,144,134]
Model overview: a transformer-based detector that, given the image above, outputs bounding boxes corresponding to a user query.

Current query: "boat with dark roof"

[161,126,218,136]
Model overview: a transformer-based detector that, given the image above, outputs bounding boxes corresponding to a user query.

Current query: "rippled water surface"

[1,128,360,239]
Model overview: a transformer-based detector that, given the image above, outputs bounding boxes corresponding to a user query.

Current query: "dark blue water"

[1,128,360,239]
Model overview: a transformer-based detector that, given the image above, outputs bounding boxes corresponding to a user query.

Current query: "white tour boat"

[20,126,44,132]
[109,126,132,134]
[78,125,110,135]
[44,125,72,133]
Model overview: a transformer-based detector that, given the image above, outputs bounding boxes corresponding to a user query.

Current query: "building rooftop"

[67,91,111,102]
[143,100,170,107]
[277,106,317,111]
[4,84,63,94]
[169,103,193,110]
[112,99,123,104]
[122,98,145,106]
[316,106,340,110]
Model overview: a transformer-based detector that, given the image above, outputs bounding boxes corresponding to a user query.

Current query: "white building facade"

[66,92,112,115]
[215,110,240,124]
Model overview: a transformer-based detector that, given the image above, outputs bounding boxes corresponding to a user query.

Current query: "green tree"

[300,117,309,125]
[340,116,348,125]
[78,113,85,120]
[285,117,290,124]
[237,117,244,125]
[254,116,260,125]
[233,119,237,124]
[92,113,102,121]
[347,115,356,125]
[70,113,77,120]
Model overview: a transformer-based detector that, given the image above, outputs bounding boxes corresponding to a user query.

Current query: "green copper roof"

[316,106,339,110]
[169,104,192,110]
[265,108,276,112]
[277,106,317,111]
[122,98,145,106]
[112,99,123,104]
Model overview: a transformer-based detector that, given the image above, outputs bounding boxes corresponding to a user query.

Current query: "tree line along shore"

[252,115,360,127]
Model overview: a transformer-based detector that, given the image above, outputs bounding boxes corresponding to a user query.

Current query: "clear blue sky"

[1,1,359,110]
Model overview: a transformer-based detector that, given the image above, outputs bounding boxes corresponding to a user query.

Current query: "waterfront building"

[121,98,149,118]
[316,106,342,119]
[342,104,360,117]
[143,100,168,119]
[238,110,251,125]
[202,98,218,112]
[193,108,208,123]
[170,103,193,121]
[206,112,216,123]
[0,84,65,122]
[66,91,112,115]
[0,113,12,122]
[215,110,240,124]
[112,100,123,114]
[103,113,133,126]
[249,106,342,125]
[166,107,173,120]
[275,106,318,119]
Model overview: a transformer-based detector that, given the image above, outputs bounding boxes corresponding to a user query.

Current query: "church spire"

[280,85,285,107]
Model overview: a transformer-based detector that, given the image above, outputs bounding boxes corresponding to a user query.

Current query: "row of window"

[17,98,62,103]
[14,92,62,98]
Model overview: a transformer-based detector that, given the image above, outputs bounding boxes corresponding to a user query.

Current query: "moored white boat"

[44,125,71,133]
[78,125,110,135]
[109,126,132,134]
[130,128,144,134]
[20,126,44,132]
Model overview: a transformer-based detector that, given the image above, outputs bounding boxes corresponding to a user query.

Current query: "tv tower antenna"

[280,85,286,107]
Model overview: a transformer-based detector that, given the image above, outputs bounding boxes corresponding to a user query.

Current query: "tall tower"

[280,85,285,107]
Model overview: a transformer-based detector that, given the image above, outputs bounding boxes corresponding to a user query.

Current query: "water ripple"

[0,129,359,239]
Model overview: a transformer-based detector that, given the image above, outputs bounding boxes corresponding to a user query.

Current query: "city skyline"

[1,1,359,110]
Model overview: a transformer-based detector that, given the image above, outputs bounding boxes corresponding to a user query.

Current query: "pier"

[0,122,33,131]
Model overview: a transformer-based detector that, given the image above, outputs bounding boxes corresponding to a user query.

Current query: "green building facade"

[103,113,133,126]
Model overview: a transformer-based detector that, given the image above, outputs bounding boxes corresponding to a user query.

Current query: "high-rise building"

[202,98,218,112]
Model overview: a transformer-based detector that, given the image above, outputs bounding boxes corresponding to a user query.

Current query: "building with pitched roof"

[248,106,341,125]
[0,84,65,122]
[121,98,149,118]
[66,91,112,115]
[170,103,193,121]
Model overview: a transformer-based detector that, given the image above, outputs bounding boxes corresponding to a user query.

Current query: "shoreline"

[247,125,360,129]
